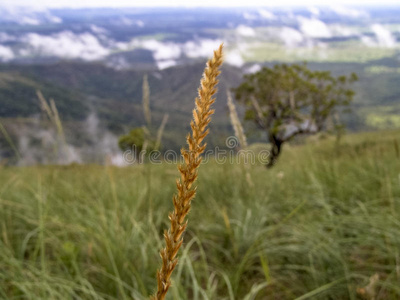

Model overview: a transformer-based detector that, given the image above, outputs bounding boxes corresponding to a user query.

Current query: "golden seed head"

[152,44,223,300]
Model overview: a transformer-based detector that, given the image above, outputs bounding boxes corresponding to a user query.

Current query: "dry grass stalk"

[143,74,151,127]
[49,98,66,146]
[36,90,67,149]
[151,44,224,300]
[37,90,54,123]
[227,90,253,186]
[155,113,169,151]
[250,95,264,123]
[227,89,247,148]
[356,273,379,300]
[0,122,21,160]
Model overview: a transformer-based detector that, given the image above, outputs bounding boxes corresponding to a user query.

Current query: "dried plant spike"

[50,98,66,146]
[227,89,247,148]
[143,74,151,127]
[151,43,223,300]
[36,90,54,123]
[155,113,169,151]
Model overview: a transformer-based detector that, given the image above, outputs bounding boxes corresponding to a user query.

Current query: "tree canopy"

[233,63,358,167]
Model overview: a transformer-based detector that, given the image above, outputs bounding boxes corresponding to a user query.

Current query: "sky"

[1,0,400,8]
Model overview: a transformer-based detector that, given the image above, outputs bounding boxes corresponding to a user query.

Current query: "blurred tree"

[118,127,155,161]
[233,63,358,168]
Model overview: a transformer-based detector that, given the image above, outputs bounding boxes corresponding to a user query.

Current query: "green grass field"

[1,130,400,299]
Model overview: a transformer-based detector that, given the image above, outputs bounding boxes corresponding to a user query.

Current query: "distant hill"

[1,57,400,161]
[0,61,244,155]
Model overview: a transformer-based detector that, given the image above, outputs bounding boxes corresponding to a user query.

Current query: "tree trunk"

[266,134,282,168]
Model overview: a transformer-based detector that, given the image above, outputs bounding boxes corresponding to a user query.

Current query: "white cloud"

[0,32,16,42]
[131,38,223,69]
[119,17,133,26]
[331,5,368,18]
[0,6,62,25]
[298,17,331,38]
[371,24,396,48]
[279,27,304,47]
[360,35,375,47]
[21,31,110,60]
[106,56,130,70]
[156,59,177,70]
[19,16,41,25]
[236,25,256,37]
[360,25,397,48]
[225,50,244,67]
[4,0,399,8]
[184,39,223,58]
[258,9,276,20]
[244,64,261,74]
[0,45,14,61]
[139,39,181,60]
[308,6,320,16]
[90,25,108,34]
[108,153,128,167]
[329,24,357,37]
[48,15,62,23]
[243,12,258,20]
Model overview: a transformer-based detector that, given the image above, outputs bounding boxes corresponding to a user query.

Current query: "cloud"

[136,20,144,27]
[0,32,16,42]
[244,64,261,74]
[0,45,14,61]
[258,9,276,20]
[183,39,223,58]
[225,50,244,67]
[21,31,110,60]
[106,55,131,70]
[131,39,182,69]
[308,6,320,16]
[119,17,134,26]
[90,25,108,34]
[361,25,397,48]
[116,17,144,27]
[19,16,41,25]
[298,17,331,38]
[119,37,224,69]
[0,6,62,25]
[279,27,304,47]
[329,25,357,37]
[371,24,396,48]
[360,35,375,47]
[156,59,177,70]
[83,113,123,165]
[16,117,82,166]
[139,39,181,60]
[48,15,62,23]
[108,153,128,167]
[131,38,223,69]
[243,12,258,20]
[331,5,368,18]
[236,25,256,37]
[243,9,276,21]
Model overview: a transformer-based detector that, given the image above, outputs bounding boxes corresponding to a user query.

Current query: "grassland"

[243,42,399,63]
[1,130,400,299]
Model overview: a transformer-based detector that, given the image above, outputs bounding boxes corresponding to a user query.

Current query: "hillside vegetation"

[1,57,400,151]
[0,130,399,299]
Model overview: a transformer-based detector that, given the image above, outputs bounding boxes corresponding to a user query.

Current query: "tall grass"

[0,130,399,299]
[227,89,247,148]
[139,74,169,153]
[142,75,152,128]
[0,122,21,161]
